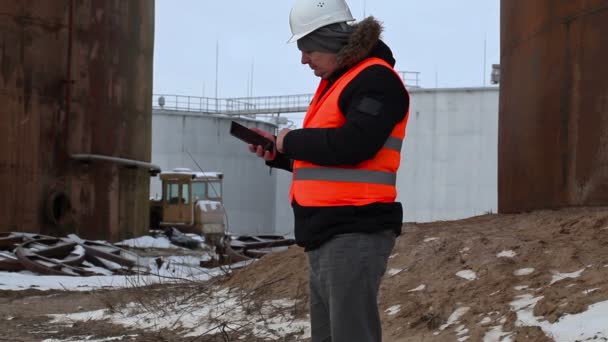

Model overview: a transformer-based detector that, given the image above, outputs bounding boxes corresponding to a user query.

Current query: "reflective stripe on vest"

[384,136,403,152]
[294,167,397,185]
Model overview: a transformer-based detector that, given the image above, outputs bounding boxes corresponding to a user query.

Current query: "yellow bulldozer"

[149,168,227,248]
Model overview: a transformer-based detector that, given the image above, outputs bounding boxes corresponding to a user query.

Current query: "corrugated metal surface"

[151,112,279,235]
[499,0,608,213]
[0,1,154,241]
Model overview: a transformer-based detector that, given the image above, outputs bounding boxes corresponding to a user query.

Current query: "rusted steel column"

[499,0,608,213]
[0,1,154,241]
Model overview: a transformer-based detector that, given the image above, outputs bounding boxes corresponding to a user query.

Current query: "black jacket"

[269,18,410,250]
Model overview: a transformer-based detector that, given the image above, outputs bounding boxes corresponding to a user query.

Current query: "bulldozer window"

[208,180,222,199]
[182,183,190,204]
[192,182,205,200]
[166,183,180,204]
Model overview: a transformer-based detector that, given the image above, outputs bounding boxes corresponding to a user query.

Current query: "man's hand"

[247,128,277,161]
[276,128,291,153]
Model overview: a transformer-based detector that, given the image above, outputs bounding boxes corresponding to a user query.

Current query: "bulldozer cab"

[159,168,223,227]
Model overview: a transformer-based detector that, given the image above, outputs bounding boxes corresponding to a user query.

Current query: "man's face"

[300,50,339,79]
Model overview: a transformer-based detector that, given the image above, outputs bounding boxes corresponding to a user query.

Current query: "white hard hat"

[288,0,355,43]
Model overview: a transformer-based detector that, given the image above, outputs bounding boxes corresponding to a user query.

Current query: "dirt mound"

[223,244,310,316]
[223,207,608,341]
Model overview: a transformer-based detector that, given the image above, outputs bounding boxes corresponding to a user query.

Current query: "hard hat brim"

[287,17,356,44]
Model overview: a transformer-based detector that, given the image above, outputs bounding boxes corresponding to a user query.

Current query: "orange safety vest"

[290,57,409,207]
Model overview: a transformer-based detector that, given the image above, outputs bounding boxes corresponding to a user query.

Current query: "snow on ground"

[0,235,240,291]
[439,307,470,331]
[456,270,478,281]
[5,216,608,342]
[549,268,585,285]
[483,325,512,342]
[43,336,139,342]
[496,250,517,258]
[408,284,426,292]
[583,288,601,295]
[387,268,406,276]
[385,305,401,316]
[114,235,179,249]
[513,268,535,276]
[48,288,311,341]
[510,294,608,341]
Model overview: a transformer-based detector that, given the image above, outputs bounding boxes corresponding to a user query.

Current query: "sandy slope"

[224,207,608,341]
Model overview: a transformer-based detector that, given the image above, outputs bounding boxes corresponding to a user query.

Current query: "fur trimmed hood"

[336,16,383,69]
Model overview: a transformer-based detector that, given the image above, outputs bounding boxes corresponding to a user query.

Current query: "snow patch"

[0,256,226,291]
[43,336,138,342]
[514,285,529,291]
[583,288,601,295]
[49,289,310,341]
[456,270,478,281]
[408,284,426,292]
[197,200,221,211]
[424,237,439,242]
[510,294,608,341]
[514,268,535,276]
[483,325,512,342]
[479,317,492,325]
[496,250,516,258]
[456,324,469,336]
[115,236,177,249]
[549,268,585,285]
[439,307,470,331]
[388,268,406,276]
[385,305,401,316]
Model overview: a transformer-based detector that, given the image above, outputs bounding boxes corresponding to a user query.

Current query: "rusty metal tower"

[0,1,155,241]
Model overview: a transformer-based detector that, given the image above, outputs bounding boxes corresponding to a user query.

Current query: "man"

[248,0,410,340]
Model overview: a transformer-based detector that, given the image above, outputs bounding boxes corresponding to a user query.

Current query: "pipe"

[64,0,74,158]
[70,154,161,175]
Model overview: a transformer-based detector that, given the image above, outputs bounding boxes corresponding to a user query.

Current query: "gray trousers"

[307,231,396,342]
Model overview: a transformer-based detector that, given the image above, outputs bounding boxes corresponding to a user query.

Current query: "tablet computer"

[230,121,275,152]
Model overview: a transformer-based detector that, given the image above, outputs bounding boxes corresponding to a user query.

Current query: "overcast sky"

[153,0,500,99]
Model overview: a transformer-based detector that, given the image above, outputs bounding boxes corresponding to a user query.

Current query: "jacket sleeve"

[282,65,409,166]
[265,152,293,172]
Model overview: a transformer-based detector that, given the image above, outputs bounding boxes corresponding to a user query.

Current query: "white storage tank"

[151,109,279,235]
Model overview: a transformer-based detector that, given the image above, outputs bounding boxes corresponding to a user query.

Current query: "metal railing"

[153,93,313,115]
[399,71,421,88]
[153,71,420,115]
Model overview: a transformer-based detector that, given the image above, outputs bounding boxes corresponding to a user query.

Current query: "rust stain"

[499,0,608,213]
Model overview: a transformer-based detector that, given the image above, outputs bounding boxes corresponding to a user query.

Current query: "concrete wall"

[152,87,499,236]
[398,87,499,222]
[151,111,278,235]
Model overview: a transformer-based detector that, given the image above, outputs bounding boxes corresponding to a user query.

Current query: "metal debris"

[0,230,295,276]
[0,232,148,276]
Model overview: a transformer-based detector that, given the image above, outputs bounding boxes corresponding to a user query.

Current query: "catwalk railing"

[153,72,420,116]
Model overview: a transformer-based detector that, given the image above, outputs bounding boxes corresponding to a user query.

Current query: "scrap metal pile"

[0,232,147,276]
[0,231,295,276]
